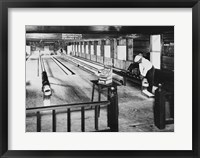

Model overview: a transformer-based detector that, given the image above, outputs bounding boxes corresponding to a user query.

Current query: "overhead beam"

[26,26,174,34]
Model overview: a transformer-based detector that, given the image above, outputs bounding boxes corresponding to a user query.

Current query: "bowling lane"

[43,55,101,105]
[26,51,43,108]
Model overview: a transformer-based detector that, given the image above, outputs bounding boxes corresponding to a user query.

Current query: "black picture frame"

[0,0,199,158]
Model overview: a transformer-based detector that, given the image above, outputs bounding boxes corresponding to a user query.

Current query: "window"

[117,46,126,60]
[97,45,101,56]
[150,35,161,69]
[90,45,94,55]
[104,45,111,57]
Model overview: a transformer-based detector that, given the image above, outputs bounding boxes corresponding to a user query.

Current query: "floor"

[26,51,174,132]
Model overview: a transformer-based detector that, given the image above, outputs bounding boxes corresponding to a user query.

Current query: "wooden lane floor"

[26,51,43,108]
[26,52,174,132]
[26,53,109,132]
[43,55,107,105]
[26,53,107,107]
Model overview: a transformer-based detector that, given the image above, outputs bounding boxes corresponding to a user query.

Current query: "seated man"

[134,54,155,93]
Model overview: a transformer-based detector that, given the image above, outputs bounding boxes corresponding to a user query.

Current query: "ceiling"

[26,26,174,34]
[26,26,174,43]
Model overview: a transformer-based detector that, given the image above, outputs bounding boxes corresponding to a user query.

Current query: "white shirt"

[139,58,153,77]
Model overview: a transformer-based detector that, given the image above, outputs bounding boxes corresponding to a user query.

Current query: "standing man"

[134,54,155,93]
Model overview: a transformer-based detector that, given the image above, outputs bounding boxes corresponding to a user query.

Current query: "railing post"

[107,89,111,128]
[94,106,99,130]
[154,84,166,129]
[37,57,39,77]
[108,86,119,132]
[67,109,71,132]
[52,110,56,132]
[36,111,41,132]
[81,107,85,132]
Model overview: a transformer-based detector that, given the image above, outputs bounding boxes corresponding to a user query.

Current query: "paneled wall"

[133,34,150,59]
[66,32,173,71]
[162,32,174,71]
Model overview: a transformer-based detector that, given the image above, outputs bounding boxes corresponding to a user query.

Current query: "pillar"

[126,38,134,61]
[110,38,117,66]
[100,40,105,64]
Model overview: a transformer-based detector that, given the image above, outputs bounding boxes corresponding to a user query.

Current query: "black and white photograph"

[26,25,174,132]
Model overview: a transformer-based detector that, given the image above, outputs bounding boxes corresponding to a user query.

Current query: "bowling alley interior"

[26,26,174,132]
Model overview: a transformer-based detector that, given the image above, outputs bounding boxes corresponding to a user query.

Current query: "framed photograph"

[0,0,199,157]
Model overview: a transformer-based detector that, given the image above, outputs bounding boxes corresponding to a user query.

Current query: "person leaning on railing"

[134,54,155,93]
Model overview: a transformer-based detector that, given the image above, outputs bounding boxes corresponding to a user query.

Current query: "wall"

[162,32,174,71]
[26,46,31,55]
[68,32,173,71]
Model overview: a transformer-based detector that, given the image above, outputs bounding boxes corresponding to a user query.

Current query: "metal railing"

[26,86,119,132]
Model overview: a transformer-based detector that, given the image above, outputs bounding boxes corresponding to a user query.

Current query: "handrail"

[26,101,110,113]
[26,86,118,132]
